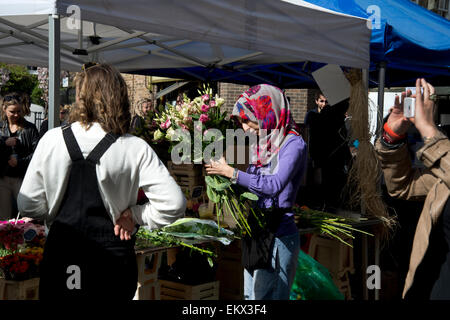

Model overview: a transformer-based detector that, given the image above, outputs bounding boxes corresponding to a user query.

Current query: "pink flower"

[209,100,216,108]
[202,94,210,102]
[199,114,209,123]
[201,104,210,113]
[160,118,171,129]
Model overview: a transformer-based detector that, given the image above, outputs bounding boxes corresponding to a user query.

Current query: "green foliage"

[294,206,373,247]
[135,227,217,258]
[0,63,38,96]
[30,86,45,106]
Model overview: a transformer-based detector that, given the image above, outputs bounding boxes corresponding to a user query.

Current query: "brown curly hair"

[71,64,131,135]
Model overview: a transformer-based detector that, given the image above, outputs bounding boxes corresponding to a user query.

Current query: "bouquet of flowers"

[0,248,44,281]
[0,218,46,280]
[143,85,228,153]
[135,85,265,237]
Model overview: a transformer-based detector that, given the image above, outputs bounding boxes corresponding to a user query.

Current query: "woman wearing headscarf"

[205,84,307,300]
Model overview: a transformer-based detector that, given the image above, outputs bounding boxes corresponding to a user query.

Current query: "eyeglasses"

[3,94,22,102]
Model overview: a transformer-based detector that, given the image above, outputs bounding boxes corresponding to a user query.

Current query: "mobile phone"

[404,97,415,118]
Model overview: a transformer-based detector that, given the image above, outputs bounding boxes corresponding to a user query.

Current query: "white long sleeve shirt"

[17,122,186,230]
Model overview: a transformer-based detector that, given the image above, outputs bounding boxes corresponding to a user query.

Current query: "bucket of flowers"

[0,218,45,281]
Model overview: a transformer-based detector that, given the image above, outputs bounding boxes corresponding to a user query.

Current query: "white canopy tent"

[0,0,371,129]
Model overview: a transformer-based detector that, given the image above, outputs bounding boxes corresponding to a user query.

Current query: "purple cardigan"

[236,134,307,236]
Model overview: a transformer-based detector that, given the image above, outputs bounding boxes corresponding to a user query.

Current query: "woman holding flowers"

[17,64,185,299]
[205,84,307,300]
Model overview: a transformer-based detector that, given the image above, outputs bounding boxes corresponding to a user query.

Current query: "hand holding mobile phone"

[403,97,415,118]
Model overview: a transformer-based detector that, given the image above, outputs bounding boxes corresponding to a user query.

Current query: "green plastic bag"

[290,250,344,300]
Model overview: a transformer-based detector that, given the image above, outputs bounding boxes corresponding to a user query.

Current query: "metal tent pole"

[377,61,387,137]
[48,14,61,130]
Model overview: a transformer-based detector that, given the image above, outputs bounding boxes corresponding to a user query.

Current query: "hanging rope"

[345,69,397,238]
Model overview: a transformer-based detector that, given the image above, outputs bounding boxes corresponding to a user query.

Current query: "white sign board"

[312,64,351,106]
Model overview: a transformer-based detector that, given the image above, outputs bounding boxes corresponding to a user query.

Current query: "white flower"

[215,96,225,107]
[166,127,176,140]
[153,129,165,141]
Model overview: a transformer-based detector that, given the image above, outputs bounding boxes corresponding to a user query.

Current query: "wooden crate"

[167,161,202,176]
[308,234,354,279]
[159,280,219,300]
[167,161,205,197]
[134,281,160,300]
[308,234,355,300]
[134,251,162,300]
[0,277,39,300]
[216,241,244,300]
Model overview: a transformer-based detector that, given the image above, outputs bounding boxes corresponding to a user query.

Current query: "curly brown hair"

[72,64,131,135]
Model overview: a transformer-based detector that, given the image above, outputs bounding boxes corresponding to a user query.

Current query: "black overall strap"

[86,132,119,164]
[62,124,84,161]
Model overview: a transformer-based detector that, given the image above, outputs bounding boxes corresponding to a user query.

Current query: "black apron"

[39,125,137,300]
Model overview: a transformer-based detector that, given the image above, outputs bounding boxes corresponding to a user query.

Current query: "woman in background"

[39,104,72,139]
[130,95,155,134]
[0,92,39,219]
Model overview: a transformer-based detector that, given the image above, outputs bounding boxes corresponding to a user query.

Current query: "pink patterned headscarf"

[232,84,299,167]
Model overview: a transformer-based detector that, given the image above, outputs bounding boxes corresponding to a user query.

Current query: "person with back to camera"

[17,64,186,299]
[376,78,450,299]
[0,92,39,220]
[205,84,307,300]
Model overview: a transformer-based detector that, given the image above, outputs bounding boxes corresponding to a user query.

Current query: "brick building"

[218,82,319,126]
[122,73,155,112]
[123,73,319,125]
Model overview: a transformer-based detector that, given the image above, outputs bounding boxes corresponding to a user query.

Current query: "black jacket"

[304,98,351,168]
[0,120,39,178]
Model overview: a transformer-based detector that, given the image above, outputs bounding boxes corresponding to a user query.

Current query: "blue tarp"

[129,0,450,88]
[302,0,450,87]
[306,0,450,68]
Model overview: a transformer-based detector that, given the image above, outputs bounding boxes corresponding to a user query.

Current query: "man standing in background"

[304,91,351,211]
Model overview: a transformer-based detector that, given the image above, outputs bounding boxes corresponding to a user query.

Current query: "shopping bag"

[290,249,344,300]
